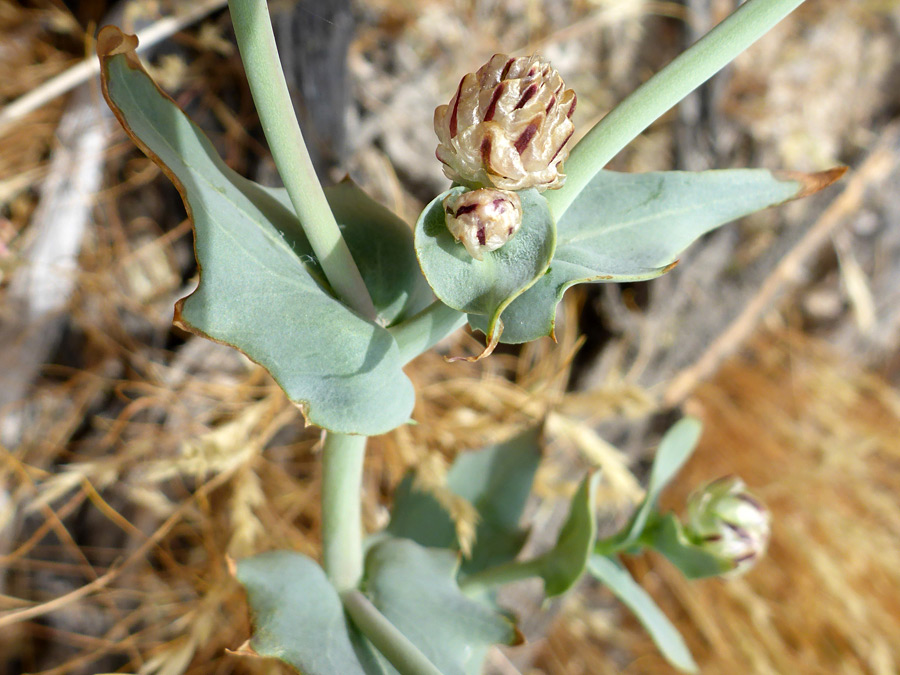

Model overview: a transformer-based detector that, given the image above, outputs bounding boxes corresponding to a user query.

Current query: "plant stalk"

[388,301,467,364]
[227,0,377,320]
[458,556,546,597]
[321,432,367,591]
[342,590,444,675]
[545,0,808,218]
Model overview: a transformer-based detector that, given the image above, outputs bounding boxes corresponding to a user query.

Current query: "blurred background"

[2,0,900,673]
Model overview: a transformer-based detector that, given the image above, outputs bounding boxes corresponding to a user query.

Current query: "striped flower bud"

[686,476,770,576]
[443,188,522,261]
[434,54,576,192]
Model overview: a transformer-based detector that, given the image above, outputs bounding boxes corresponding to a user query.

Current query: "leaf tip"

[225,555,238,578]
[172,298,189,331]
[776,166,848,200]
[662,260,680,274]
[225,640,260,658]
[97,25,138,60]
[293,400,314,428]
[446,319,503,362]
[510,624,526,646]
[678,415,703,434]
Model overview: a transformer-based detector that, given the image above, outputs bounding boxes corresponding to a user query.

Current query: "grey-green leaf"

[471,168,839,343]
[384,474,457,550]
[648,513,732,579]
[416,186,555,345]
[588,554,698,673]
[540,472,600,597]
[622,418,702,547]
[449,427,543,574]
[386,427,543,575]
[100,32,416,435]
[364,539,521,675]
[329,180,433,325]
[237,551,372,675]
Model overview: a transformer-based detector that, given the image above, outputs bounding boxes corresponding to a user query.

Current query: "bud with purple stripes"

[434,54,577,192]
[442,188,523,261]
[685,476,771,576]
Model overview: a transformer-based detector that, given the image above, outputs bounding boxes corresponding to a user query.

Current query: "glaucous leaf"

[618,418,702,548]
[237,551,374,675]
[98,28,416,435]
[416,186,555,348]
[647,512,731,579]
[384,474,456,550]
[328,180,433,325]
[363,538,521,675]
[471,167,845,343]
[386,427,542,575]
[588,554,698,673]
[449,426,543,574]
[539,472,600,597]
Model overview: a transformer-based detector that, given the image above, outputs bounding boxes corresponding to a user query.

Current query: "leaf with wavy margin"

[470,167,845,343]
[99,27,424,435]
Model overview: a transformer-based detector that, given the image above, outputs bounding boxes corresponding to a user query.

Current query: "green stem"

[545,0,807,218]
[342,590,444,675]
[458,556,546,597]
[321,432,367,591]
[227,0,377,320]
[388,301,467,364]
[341,589,441,675]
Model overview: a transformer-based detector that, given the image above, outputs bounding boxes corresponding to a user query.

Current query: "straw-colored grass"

[538,330,900,674]
[2,1,899,674]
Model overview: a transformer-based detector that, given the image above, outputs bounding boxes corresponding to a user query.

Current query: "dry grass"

[538,330,900,674]
[0,2,83,246]
[2,1,900,674]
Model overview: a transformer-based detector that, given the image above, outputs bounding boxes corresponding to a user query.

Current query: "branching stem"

[342,590,444,675]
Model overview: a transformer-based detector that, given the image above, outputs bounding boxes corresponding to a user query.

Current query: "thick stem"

[545,0,808,218]
[321,432,367,591]
[388,301,467,365]
[227,0,377,320]
[458,556,546,597]
[342,590,444,675]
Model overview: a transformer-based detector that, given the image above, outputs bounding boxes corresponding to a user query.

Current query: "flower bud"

[434,54,576,192]
[685,476,770,576]
[443,188,522,261]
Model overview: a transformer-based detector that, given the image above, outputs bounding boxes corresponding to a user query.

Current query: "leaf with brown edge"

[774,166,848,200]
[225,640,260,659]
[471,167,846,344]
[98,26,416,435]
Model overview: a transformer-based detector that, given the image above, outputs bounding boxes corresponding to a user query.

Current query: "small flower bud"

[434,54,576,192]
[443,188,522,261]
[685,476,770,576]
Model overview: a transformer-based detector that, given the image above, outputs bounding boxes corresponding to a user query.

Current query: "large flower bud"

[685,476,770,576]
[443,188,522,261]
[434,54,576,192]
